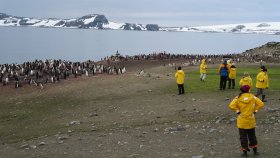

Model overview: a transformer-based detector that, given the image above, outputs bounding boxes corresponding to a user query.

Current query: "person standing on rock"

[255,68,269,102]
[218,60,230,90]
[229,85,264,157]
[175,66,185,95]
[199,59,207,81]
[228,63,237,89]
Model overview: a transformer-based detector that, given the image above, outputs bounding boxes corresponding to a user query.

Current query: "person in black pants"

[229,85,264,157]
[218,60,230,90]
[175,67,185,95]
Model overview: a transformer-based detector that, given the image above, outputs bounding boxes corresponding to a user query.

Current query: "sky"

[1,0,280,27]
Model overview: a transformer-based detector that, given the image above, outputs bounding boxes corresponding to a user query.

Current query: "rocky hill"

[242,42,280,56]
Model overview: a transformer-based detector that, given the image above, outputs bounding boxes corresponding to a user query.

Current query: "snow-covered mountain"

[161,22,280,35]
[0,12,159,31]
[1,12,280,35]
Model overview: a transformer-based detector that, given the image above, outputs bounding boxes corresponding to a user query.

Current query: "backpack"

[220,66,228,76]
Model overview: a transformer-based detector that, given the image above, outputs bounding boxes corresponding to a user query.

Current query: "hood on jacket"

[202,59,206,64]
[176,70,184,74]
[242,76,250,81]
[237,93,254,104]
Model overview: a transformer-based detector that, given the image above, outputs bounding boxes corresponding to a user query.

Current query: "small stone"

[192,155,204,158]
[70,120,80,125]
[154,128,159,132]
[58,136,68,140]
[230,117,236,122]
[209,128,217,133]
[126,154,140,157]
[38,142,46,146]
[192,98,196,101]
[30,145,37,149]
[176,125,185,131]
[20,144,29,149]
[90,113,98,117]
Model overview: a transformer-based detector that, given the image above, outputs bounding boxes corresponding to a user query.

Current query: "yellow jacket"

[239,76,253,90]
[175,70,185,84]
[229,67,236,79]
[256,71,269,89]
[200,59,207,74]
[229,93,264,129]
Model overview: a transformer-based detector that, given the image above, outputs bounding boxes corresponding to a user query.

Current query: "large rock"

[122,23,144,31]
[0,13,9,19]
[146,24,159,31]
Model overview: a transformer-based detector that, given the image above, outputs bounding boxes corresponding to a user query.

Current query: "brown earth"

[0,60,279,158]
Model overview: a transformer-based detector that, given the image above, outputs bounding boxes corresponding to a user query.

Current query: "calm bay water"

[0,27,279,64]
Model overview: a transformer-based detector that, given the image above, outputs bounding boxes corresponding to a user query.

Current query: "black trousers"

[177,84,185,95]
[228,79,235,88]
[239,128,258,151]
[220,76,228,90]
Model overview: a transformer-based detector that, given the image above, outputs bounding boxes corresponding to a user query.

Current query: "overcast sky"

[1,0,280,26]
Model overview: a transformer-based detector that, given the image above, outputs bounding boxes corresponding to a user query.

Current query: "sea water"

[0,26,279,64]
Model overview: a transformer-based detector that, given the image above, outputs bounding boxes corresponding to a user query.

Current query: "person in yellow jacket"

[255,68,269,102]
[229,85,264,157]
[228,63,236,89]
[239,72,253,91]
[199,59,207,81]
[175,66,185,95]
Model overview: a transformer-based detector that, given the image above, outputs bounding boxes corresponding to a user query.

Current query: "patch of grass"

[164,64,280,94]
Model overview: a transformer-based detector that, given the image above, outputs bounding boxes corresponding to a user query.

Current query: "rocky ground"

[0,60,280,158]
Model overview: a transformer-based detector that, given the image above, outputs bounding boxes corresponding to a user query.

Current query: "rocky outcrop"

[0,13,9,19]
[231,25,246,32]
[242,42,280,56]
[121,23,145,31]
[146,24,159,31]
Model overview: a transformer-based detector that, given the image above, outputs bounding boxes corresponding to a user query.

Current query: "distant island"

[1,12,280,35]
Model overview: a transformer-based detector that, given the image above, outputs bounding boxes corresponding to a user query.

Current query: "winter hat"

[260,65,266,70]
[240,85,250,92]
[223,59,227,64]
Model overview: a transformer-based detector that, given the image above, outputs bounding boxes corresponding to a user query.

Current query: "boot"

[241,150,248,157]
[262,95,267,102]
[253,147,260,156]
